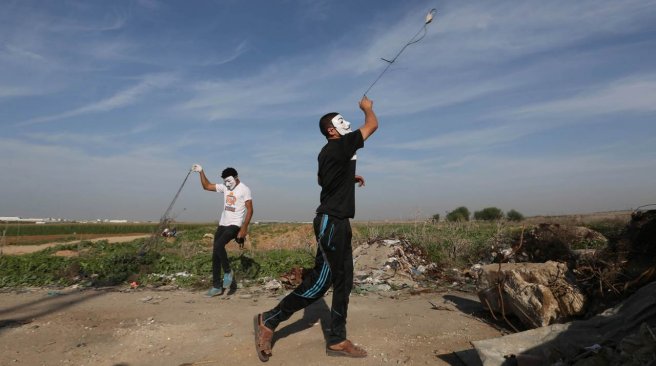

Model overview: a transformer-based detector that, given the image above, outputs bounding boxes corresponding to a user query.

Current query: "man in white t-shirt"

[192,164,253,297]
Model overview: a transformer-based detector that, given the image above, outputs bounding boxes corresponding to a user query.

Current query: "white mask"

[331,114,352,136]
[224,176,237,190]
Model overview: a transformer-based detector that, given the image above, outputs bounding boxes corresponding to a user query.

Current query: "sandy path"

[0,287,501,366]
[1,235,150,255]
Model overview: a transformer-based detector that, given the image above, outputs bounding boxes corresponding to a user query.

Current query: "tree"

[446,206,470,222]
[474,207,504,221]
[431,213,440,224]
[506,209,525,222]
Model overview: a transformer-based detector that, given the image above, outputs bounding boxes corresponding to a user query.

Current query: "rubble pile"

[267,238,444,294]
[568,322,656,366]
[599,209,656,291]
[469,210,656,365]
[352,238,439,292]
[512,223,607,263]
[572,209,656,314]
[471,281,656,366]
[257,238,442,294]
[475,211,656,331]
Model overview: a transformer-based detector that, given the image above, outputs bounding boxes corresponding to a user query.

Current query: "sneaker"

[205,287,223,297]
[223,272,233,289]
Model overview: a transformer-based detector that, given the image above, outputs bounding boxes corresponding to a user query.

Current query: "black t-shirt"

[316,130,365,219]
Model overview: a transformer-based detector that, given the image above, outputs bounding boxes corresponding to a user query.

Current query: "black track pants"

[212,225,239,288]
[262,213,353,346]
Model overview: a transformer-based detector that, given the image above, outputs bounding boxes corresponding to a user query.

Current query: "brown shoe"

[253,314,273,362]
[326,340,368,358]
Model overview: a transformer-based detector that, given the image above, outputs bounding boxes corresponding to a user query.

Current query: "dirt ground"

[2,234,154,247]
[0,287,502,366]
[0,231,504,365]
[1,235,151,255]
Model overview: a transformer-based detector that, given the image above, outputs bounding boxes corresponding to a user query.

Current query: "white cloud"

[200,41,250,66]
[19,73,177,126]
[137,0,160,10]
[0,85,45,98]
[513,76,656,117]
[3,44,46,62]
[380,70,656,152]
[178,73,310,121]
[355,140,656,217]
[384,123,539,151]
[0,137,191,219]
[172,0,656,124]
[1,0,654,221]
[427,0,655,65]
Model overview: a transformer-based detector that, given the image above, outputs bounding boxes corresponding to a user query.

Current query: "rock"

[155,285,177,291]
[465,264,483,280]
[263,279,282,291]
[478,261,586,328]
[572,249,597,260]
[376,284,392,292]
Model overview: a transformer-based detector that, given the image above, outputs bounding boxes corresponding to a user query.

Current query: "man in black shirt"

[254,96,379,361]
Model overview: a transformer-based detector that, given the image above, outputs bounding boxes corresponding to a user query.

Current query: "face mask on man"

[224,176,237,190]
[331,114,352,136]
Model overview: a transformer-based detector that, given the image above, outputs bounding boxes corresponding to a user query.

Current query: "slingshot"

[363,8,437,97]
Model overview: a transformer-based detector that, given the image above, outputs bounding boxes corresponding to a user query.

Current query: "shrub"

[506,209,524,222]
[446,207,470,222]
[474,207,504,221]
[431,214,440,224]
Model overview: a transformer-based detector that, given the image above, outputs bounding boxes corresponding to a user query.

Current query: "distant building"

[0,217,20,221]
[0,216,64,223]
[1,217,49,223]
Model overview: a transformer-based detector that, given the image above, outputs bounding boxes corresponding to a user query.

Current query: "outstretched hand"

[359,96,374,112]
[191,163,203,172]
[355,175,365,187]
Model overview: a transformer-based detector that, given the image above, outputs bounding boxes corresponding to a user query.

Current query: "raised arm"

[192,163,217,191]
[358,96,378,141]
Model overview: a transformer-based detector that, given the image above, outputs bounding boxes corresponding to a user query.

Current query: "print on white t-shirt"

[215,182,252,227]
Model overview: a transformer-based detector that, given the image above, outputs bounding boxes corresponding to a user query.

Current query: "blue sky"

[1,0,655,222]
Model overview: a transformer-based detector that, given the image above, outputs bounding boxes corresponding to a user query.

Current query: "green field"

[0,216,630,289]
[1,222,211,236]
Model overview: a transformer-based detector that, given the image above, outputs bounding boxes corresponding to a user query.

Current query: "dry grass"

[523,210,631,226]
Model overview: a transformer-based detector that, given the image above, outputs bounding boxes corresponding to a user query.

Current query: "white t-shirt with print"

[215,182,252,227]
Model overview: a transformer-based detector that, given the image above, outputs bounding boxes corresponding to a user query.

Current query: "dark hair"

[221,167,238,179]
[319,112,339,138]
